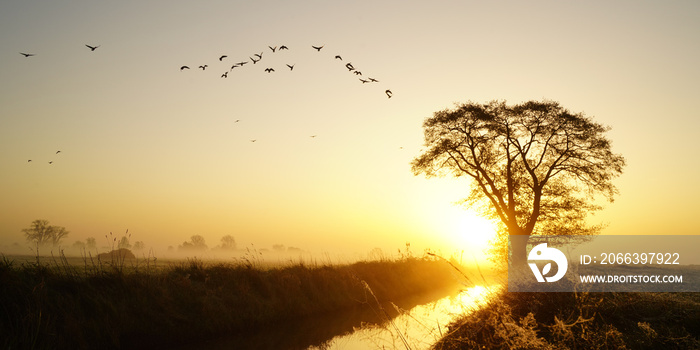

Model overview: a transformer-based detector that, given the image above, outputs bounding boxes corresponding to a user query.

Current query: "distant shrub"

[97,248,135,261]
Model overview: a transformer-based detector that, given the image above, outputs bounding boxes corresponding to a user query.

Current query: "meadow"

[0,250,464,349]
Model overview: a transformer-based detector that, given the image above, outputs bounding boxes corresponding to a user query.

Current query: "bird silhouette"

[237,61,248,66]
[230,64,238,71]
[235,119,240,123]
[27,159,32,163]
[56,151,61,154]
[199,65,208,70]
[310,135,317,138]
[312,45,324,51]
[345,63,355,71]
[85,44,100,51]
[180,65,190,70]
[286,64,294,71]
[335,55,342,60]
[279,45,289,50]
[219,55,228,61]
[264,68,275,73]
[48,161,53,164]
[254,53,263,59]
[268,46,277,52]
[359,78,369,83]
[385,89,393,98]
[354,71,362,75]
[368,77,379,82]
[250,57,259,64]
[20,52,35,57]
[221,72,229,78]
[250,139,257,142]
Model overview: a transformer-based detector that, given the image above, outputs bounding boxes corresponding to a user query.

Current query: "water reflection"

[193,285,496,350]
[312,285,496,350]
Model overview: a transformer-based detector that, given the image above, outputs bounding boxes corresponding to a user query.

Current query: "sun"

[440,208,497,258]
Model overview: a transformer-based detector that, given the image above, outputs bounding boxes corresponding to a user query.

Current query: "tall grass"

[433,284,700,349]
[0,252,461,349]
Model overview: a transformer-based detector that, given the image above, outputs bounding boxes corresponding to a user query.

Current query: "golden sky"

[1,1,698,259]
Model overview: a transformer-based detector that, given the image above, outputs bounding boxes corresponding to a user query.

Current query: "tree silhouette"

[179,235,208,251]
[219,235,237,250]
[22,219,69,247]
[411,100,625,269]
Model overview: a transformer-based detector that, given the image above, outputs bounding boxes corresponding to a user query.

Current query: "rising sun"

[439,208,497,259]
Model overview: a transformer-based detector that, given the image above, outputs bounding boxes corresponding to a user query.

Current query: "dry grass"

[0,252,461,349]
[433,286,700,349]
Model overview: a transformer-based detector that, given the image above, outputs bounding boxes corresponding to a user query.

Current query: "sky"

[1,0,698,261]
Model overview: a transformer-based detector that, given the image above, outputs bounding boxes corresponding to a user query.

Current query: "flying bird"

[335,55,342,60]
[180,65,190,70]
[250,57,259,64]
[235,119,240,123]
[221,72,228,78]
[20,52,35,57]
[385,89,393,98]
[250,139,257,142]
[368,77,379,82]
[27,160,32,163]
[359,78,369,83]
[219,55,228,61]
[48,161,53,164]
[354,71,362,75]
[311,45,324,51]
[286,64,294,71]
[199,65,208,70]
[268,46,277,52]
[85,44,100,51]
[237,61,248,66]
[254,52,263,59]
[310,135,317,138]
[345,63,355,71]
[264,68,275,73]
[279,45,289,50]
[56,151,61,154]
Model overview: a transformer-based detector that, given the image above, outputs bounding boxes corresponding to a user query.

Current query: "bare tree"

[411,100,625,269]
[22,219,69,248]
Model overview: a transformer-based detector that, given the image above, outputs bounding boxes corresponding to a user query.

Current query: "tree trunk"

[510,234,529,271]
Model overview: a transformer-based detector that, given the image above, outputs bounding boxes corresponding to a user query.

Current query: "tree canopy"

[411,100,625,266]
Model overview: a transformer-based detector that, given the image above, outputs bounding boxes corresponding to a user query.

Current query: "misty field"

[0,252,465,349]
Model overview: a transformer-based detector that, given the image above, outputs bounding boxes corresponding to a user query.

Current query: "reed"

[0,252,461,349]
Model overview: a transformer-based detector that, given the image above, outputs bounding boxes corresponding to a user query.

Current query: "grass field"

[0,251,465,349]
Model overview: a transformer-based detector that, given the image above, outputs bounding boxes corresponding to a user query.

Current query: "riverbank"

[433,288,700,349]
[0,254,463,349]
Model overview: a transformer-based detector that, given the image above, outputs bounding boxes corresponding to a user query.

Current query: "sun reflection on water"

[310,284,500,350]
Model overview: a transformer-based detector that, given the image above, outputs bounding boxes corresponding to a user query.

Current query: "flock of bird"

[19,42,396,162]
[27,151,61,165]
[179,44,393,99]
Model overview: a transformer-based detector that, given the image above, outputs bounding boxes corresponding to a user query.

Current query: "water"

[311,285,495,350]
[195,284,497,350]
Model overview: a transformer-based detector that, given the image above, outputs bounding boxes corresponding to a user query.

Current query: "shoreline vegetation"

[0,250,467,349]
[433,287,700,349]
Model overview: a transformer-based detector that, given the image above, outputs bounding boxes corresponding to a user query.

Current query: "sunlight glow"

[440,209,497,257]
